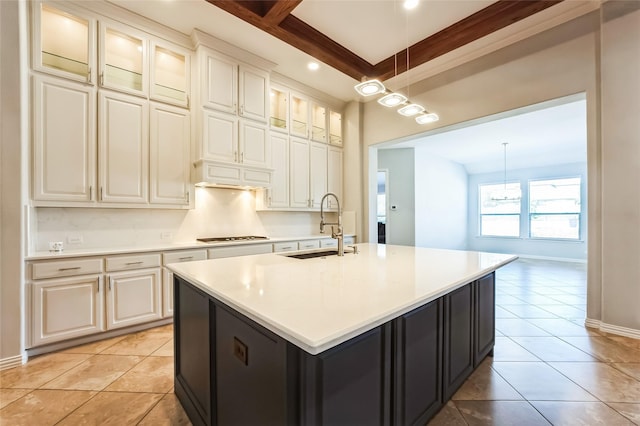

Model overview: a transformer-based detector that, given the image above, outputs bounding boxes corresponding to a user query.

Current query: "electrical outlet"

[48,241,64,252]
[67,234,83,244]
[233,337,248,365]
[161,232,173,240]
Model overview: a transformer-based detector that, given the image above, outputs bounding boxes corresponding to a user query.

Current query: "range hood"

[193,160,273,189]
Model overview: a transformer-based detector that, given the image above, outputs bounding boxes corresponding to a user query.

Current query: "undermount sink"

[283,250,339,259]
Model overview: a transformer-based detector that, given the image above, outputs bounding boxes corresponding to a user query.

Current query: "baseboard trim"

[0,354,25,371]
[516,254,587,263]
[584,318,640,339]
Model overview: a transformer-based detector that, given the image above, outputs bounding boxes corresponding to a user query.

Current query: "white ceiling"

[291,0,494,64]
[382,97,587,174]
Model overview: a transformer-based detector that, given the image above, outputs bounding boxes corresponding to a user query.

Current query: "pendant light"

[353,0,439,125]
[492,142,521,201]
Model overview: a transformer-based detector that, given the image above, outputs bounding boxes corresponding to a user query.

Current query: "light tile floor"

[1,259,638,425]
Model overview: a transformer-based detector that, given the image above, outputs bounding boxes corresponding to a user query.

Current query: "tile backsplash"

[32,187,335,252]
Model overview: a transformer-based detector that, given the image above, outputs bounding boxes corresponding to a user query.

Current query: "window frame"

[478,181,522,238]
[528,176,582,241]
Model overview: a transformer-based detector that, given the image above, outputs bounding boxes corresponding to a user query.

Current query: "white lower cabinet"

[162,249,207,317]
[106,268,162,330]
[31,275,104,347]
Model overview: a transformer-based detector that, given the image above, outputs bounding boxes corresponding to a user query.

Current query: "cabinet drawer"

[32,258,103,280]
[105,253,161,272]
[273,242,297,253]
[163,250,207,265]
[208,244,272,259]
[343,236,355,245]
[320,239,338,248]
[298,240,320,250]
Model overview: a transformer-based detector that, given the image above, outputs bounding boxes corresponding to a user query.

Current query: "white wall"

[33,187,336,252]
[0,0,27,366]
[414,150,468,250]
[599,3,640,332]
[468,163,587,261]
[378,149,415,246]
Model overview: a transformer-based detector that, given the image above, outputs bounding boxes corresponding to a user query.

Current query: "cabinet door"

[329,110,343,146]
[99,20,147,97]
[202,51,237,114]
[239,120,269,168]
[394,299,443,425]
[309,142,328,209]
[162,268,174,318]
[33,75,96,203]
[269,85,288,132]
[150,39,190,107]
[98,91,149,204]
[202,109,238,163]
[238,64,269,123]
[32,2,96,84]
[106,268,162,329]
[443,283,474,400]
[311,101,327,143]
[31,275,104,347]
[290,92,309,138]
[267,133,289,208]
[327,146,343,210]
[289,137,310,208]
[150,103,190,206]
[474,273,496,366]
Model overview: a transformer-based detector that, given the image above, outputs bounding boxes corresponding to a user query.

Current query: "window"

[479,183,521,237]
[529,177,581,239]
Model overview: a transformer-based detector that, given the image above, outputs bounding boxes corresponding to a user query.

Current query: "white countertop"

[26,234,353,260]
[168,243,517,355]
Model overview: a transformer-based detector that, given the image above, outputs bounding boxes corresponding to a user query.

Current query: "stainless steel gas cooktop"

[197,236,269,243]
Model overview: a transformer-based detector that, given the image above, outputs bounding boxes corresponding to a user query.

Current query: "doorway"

[377,170,388,243]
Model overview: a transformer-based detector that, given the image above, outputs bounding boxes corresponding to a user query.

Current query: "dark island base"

[173,273,495,426]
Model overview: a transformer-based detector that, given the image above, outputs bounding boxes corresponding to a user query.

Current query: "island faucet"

[319,192,344,256]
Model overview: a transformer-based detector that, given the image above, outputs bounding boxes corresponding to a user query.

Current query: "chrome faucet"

[320,192,344,256]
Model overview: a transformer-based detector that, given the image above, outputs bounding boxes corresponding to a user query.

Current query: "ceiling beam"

[373,0,564,81]
[205,0,564,83]
[263,0,303,26]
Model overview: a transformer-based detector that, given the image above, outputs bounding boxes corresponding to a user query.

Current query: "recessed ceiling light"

[307,62,319,71]
[403,0,419,10]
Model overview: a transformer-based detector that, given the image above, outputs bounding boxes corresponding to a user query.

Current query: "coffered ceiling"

[206,0,562,82]
[108,0,594,101]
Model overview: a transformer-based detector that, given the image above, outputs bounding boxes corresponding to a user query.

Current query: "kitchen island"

[168,243,516,426]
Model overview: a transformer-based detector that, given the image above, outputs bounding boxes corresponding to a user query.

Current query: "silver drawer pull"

[179,256,193,261]
[125,261,144,266]
[281,246,293,250]
[58,267,81,271]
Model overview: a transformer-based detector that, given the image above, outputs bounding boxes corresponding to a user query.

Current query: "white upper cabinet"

[240,121,269,168]
[309,141,328,209]
[99,20,148,97]
[239,64,269,123]
[290,93,310,138]
[311,102,327,143]
[98,90,149,204]
[32,75,96,203]
[201,109,239,163]
[150,103,191,205]
[327,146,343,209]
[32,2,96,84]
[289,137,310,208]
[266,133,289,208]
[200,48,269,123]
[269,85,289,133]
[329,110,343,146]
[150,40,191,108]
[202,51,237,113]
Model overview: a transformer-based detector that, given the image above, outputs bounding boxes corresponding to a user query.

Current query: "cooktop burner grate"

[197,236,269,243]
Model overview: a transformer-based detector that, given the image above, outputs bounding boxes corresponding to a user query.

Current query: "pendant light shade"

[415,112,439,124]
[378,92,407,107]
[398,103,424,116]
[354,79,386,96]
